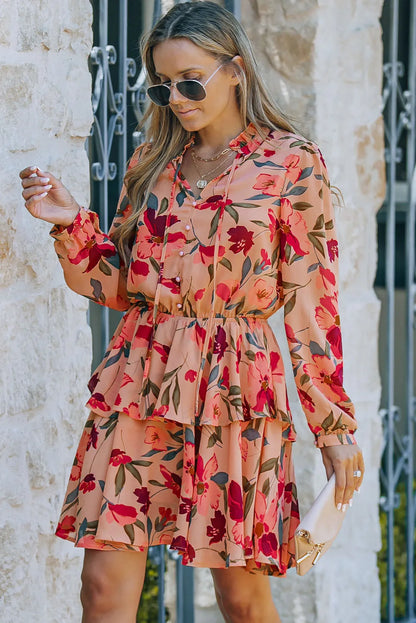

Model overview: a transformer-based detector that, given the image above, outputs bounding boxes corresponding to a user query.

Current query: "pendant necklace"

[192,146,232,162]
[190,148,233,190]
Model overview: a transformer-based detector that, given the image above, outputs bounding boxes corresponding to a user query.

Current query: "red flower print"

[246,278,275,310]
[88,393,111,413]
[327,239,339,262]
[258,532,278,558]
[299,389,315,413]
[160,465,182,498]
[159,506,177,524]
[279,198,309,262]
[228,480,244,522]
[216,279,239,302]
[79,473,96,493]
[86,422,99,450]
[134,487,151,514]
[194,288,205,301]
[213,326,228,360]
[219,366,230,390]
[264,149,276,157]
[130,259,150,277]
[253,173,285,196]
[195,244,226,265]
[204,392,222,425]
[206,510,226,545]
[185,369,197,382]
[246,352,276,415]
[170,536,196,563]
[179,497,193,521]
[135,210,182,260]
[160,277,181,295]
[144,425,171,451]
[227,226,254,256]
[120,373,134,388]
[268,208,278,242]
[197,195,232,211]
[68,236,117,273]
[152,405,169,417]
[69,462,82,482]
[134,322,153,347]
[106,503,138,526]
[109,449,132,466]
[319,265,336,290]
[260,248,271,269]
[153,340,171,364]
[56,515,76,539]
[315,295,342,358]
[283,154,302,184]
[304,355,349,403]
[195,454,220,513]
[235,334,242,373]
[199,377,208,402]
[121,401,141,419]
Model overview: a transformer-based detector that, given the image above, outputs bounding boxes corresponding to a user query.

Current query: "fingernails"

[356,488,360,494]
[38,191,48,198]
[337,503,342,511]
[29,173,37,178]
[342,504,347,512]
[44,184,52,191]
[349,499,353,507]
[39,177,50,183]
[30,166,38,171]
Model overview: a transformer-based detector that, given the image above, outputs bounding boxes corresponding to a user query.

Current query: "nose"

[169,83,188,105]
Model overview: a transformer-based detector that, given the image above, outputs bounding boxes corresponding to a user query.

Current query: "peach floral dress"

[51,124,357,575]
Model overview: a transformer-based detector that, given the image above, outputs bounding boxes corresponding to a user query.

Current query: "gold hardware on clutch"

[295,531,325,565]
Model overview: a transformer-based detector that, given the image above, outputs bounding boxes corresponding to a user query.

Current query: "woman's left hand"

[320,444,364,512]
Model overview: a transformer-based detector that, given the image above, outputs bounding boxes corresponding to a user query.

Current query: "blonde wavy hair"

[113,0,295,261]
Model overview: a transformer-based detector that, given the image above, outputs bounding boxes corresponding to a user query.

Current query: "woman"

[20,2,364,622]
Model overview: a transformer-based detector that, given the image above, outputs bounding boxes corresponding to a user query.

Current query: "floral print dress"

[51,124,357,576]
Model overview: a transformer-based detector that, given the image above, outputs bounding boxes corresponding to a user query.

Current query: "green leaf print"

[149,256,160,274]
[313,214,324,231]
[284,292,296,316]
[224,203,239,223]
[125,463,143,484]
[244,484,255,520]
[209,209,221,238]
[158,197,169,215]
[124,524,135,545]
[259,457,278,474]
[99,258,112,276]
[307,231,325,256]
[115,464,126,496]
[172,377,180,413]
[241,256,252,281]
[219,257,233,271]
[321,412,334,431]
[292,201,313,211]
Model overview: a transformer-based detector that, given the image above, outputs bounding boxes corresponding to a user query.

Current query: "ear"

[229,55,245,85]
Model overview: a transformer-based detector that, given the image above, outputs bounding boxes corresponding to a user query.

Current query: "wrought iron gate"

[86,2,240,621]
[378,1,416,621]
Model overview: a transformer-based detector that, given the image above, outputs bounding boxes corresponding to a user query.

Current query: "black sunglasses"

[147,64,224,107]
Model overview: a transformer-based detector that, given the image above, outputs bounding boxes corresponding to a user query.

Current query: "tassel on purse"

[294,473,346,575]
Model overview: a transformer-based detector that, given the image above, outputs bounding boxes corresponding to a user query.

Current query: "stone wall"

[194,1,385,622]
[0,1,93,621]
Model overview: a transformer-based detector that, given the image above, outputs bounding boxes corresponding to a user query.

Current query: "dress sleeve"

[50,145,146,311]
[278,142,357,448]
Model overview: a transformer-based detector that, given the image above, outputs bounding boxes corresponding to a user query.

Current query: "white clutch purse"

[294,473,346,575]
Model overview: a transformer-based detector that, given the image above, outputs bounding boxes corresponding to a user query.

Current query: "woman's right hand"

[19,165,81,227]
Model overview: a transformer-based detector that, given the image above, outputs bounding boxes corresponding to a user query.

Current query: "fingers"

[323,445,365,512]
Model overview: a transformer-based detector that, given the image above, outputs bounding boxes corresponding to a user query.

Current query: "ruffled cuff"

[49,207,89,241]
[314,432,357,448]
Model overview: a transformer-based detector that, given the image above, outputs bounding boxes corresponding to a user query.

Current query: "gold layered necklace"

[190,146,233,189]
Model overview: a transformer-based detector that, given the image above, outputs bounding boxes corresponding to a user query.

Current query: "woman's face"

[151,38,241,134]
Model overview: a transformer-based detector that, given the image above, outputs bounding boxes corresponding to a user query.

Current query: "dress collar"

[170,122,266,167]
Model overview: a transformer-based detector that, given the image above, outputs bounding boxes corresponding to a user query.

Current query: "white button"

[177,303,182,309]
[192,201,197,207]
[185,224,191,231]
[179,250,184,256]
[175,276,181,282]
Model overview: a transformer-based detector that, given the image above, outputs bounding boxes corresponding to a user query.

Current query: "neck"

[195,119,245,154]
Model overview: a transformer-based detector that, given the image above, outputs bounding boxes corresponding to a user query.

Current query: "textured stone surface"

[0,1,92,621]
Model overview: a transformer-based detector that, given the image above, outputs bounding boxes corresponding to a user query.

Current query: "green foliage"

[137,555,170,623]
[378,479,416,621]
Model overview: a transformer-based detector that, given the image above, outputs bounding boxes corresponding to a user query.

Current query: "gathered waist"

[126,303,272,323]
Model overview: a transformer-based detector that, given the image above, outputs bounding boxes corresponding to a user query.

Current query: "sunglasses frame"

[147,63,224,107]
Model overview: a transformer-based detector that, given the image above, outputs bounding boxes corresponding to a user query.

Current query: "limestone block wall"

[0,1,93,621]
[194,1,385,622]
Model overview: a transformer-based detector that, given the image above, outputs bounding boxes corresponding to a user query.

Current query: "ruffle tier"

[56,410,300,575]
[86,305,297,441]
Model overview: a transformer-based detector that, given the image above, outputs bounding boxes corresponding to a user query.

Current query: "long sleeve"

[50,146,144,311]
[279,143,357,447]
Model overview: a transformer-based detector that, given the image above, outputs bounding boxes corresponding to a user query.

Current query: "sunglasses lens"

[147,85,170,106]
[177,80,206,101]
